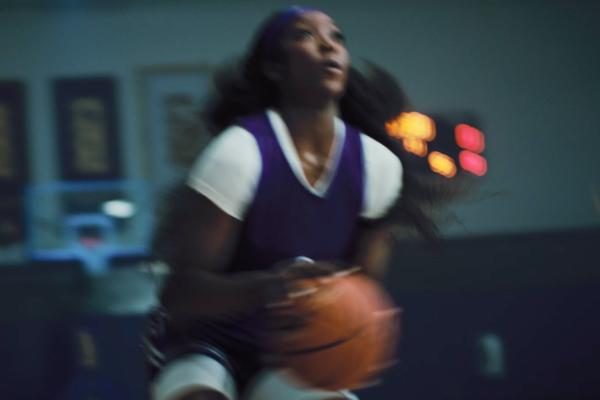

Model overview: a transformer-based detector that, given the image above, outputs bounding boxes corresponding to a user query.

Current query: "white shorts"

[151,354,358,400]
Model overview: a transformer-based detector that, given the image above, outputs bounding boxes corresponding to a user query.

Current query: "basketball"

[266,272,401,391]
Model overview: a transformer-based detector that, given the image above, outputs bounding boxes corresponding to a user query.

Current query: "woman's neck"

[276,101,338,153]
[275,101,340,187]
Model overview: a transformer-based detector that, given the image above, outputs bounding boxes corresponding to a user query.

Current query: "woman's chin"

[316,81,347,101]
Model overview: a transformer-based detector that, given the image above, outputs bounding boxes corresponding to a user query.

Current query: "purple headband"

[260,6,320,60]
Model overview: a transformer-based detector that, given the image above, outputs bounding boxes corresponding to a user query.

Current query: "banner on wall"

[0,81,28,187]
[54,77,122,181]
[0,81,28,246]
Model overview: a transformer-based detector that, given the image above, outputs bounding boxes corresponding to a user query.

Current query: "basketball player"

[143,6,450,400]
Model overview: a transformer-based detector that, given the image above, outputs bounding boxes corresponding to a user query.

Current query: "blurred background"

[0,0,598,399]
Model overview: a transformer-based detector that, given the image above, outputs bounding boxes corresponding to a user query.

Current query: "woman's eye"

[332,31,346,43]
[293,29,314,40]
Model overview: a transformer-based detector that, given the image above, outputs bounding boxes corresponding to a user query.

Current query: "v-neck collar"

[266,108,346,197]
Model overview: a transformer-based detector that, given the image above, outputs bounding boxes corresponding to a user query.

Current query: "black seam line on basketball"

[281,327,366,356]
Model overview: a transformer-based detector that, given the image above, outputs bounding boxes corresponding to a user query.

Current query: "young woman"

[143,6,450,400]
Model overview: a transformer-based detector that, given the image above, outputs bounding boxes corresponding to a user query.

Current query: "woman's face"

[276,11,350,104]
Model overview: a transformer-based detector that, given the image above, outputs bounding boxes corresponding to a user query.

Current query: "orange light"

[455,124,485,153]
[385,119,403,139]
[428,151,457,178]
[459,151,487,176]
[386,112,436,141]
[402,137,428,157]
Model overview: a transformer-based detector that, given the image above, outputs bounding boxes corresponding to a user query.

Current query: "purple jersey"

[230,112,364,273]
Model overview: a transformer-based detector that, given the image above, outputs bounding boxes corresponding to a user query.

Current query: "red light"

[455,124,485,153]
[459,151,487,176]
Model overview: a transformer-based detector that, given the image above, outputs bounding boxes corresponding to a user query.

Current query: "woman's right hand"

[262,257,340,307]
[258,257,360,342]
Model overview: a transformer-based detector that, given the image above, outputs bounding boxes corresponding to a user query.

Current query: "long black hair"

[198,8,463,240]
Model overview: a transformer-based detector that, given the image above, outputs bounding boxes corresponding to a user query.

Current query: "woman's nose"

[317,34,335,52]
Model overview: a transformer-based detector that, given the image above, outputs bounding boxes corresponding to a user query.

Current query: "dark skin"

[160,11,395,329]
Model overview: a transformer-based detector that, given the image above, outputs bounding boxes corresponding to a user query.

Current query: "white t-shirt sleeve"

[186,126,262,220]
[360,134,404,219]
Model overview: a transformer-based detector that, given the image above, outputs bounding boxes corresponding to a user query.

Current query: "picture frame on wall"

[0,81,28,246]
[137,64,213,188]
[54,76,122,181]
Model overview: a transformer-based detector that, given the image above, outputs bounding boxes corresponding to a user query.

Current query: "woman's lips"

[323,60,343,74]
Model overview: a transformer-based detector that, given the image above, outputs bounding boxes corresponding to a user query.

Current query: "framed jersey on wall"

[53,76,122,181]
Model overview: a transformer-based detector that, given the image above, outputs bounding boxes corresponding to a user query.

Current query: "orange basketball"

[267,273,401,391]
